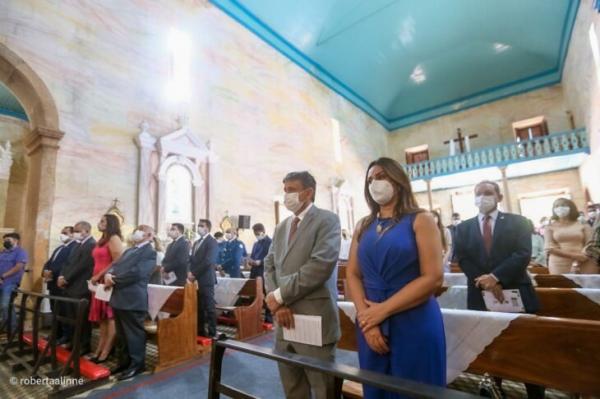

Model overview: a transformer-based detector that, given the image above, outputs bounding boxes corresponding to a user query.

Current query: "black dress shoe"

[117,367,144,381]
[94,356,109,364]
[110,364,129,375]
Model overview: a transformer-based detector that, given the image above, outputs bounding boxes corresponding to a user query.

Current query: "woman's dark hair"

[430,210,448,251]
[98,214,123,246]
[551,198,579,222]
[357,157,423,241]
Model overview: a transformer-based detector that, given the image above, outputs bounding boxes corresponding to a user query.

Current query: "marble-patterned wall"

[386,85,572,160]
[0,116,29,229]
[562,0,600,203]
[0,1,388,249]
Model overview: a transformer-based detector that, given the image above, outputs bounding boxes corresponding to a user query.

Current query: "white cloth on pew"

[443,273,467,287]
[575,288,600,306]
[436,286,468,309]
[147,284,181,320]
[216,277,248,306]
[242,271,250,278]
[337,302,524,383]
[563,274,600,289]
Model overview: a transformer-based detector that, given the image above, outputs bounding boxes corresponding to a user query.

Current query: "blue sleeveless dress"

[356,214,446,398]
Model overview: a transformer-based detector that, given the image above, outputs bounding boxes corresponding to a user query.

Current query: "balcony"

[406,128,590,192]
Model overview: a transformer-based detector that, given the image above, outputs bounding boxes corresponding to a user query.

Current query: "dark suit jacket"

[60,237,96,298]
[249,236,272,279]
[42,241,77,295]
[190,235,218,287]
[454,211,539,313]
[162,237,190,286]
[109,243,157,312]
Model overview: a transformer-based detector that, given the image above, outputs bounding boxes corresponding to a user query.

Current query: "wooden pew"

[337,263,348,300]
[148,283,198,371]
[216,277,264,340]
[337,304,600,396]
[436,286,600,321]
[527,264,549,274]
[443,272,600,289]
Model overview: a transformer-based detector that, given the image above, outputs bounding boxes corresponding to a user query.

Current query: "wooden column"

[21,127,64,291]
[499,166,512,212]
[426,179,433,210]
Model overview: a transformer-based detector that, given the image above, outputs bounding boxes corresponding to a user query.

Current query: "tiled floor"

[1,326,573,399]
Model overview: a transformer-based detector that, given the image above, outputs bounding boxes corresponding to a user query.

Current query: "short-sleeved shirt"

[0,247,28,286]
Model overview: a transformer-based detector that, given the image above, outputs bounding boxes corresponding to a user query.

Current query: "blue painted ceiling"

[0,82,27,121]
[210,0,579,130]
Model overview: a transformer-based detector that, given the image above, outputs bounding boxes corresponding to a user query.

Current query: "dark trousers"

[63,295,91,351]
[197,284,216,337]
[48,293,66,340]
[113,308,147,371]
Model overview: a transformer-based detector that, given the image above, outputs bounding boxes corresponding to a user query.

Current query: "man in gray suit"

[105,225,157,380]
[264,171,341,399]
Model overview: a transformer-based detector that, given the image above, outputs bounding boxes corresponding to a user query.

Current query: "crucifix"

[443,128,479,155]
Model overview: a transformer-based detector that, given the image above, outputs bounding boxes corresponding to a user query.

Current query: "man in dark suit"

[161,223,190,286]
[249,223,272,323]
[105,225,157,380]
[454,180,542,398]
[57,221,96,355]
[188,219,218,338]
[42,226,76,343]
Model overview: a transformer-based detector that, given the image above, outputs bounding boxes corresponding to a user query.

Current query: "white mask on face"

[284,192,304,214]
[225,233,234,241]
[168,229,179,239]
[554,206,571,218]
[369,180,395,205]
[475,195,497,214]
[59,234,70,243]
[452,219,461,226]
[197,226,209,237]
[72,232,83,241]
[132,230,145,243]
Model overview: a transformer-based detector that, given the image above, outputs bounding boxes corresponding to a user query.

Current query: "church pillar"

[21,127,64,291]
[499,166,513,212]
[135,128,157,227]
[0,141,13,225]
[426,179,433,210]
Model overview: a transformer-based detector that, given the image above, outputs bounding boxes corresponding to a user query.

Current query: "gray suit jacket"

[264,205,341,345]
[108,243,157,312]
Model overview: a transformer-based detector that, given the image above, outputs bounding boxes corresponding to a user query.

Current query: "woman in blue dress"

[346,157,446,398]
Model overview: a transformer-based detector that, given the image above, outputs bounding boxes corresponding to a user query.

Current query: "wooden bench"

[436,286,600,321]
[147,282,198,371]
[216,277,264,340]
[337,304,600,396]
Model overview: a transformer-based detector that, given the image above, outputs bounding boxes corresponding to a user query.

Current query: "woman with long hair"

[346,157,446,397]
[545,198,597,274]
[431,210,452,272]
[88,214,123,363]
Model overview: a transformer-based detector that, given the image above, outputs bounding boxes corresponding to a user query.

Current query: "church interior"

[0,0,599,398]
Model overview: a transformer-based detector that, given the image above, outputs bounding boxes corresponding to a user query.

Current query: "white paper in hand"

[482,289,525,313]
[87,280,97,293]
[94,284,113,302]
[282,315,323,347]
[162,272,177,285]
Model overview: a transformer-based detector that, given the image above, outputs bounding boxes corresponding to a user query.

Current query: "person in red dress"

[88,214,123,363]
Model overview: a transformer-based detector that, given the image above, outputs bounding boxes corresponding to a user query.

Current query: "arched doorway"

[0,43,63,291]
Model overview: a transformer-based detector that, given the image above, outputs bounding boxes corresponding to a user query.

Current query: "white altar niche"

[135,119,211,237]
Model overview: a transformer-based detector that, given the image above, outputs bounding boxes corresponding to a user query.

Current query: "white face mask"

[284,192,305,214]
[554,206,571,218]
[475,195,497,214]
[256,233,265,240]
[168,229,180,239]
[132,230,145,243]
[369,180,395,205]
[452,219,461,226]
[59,234,71,243]
[225,233,234,241]
[72,232,83,241]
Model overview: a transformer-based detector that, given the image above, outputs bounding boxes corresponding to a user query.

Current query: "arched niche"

[0,43,63,291]
[135,119,211,238]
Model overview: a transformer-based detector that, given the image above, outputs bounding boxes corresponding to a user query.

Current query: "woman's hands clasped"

[357,299,390,354]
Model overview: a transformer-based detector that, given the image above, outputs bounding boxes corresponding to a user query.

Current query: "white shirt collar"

[479,209,499,222]
[295,202,314,221]
[135,240,151,249]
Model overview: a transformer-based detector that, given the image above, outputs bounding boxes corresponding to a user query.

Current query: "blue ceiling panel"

[210,0,579,130]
